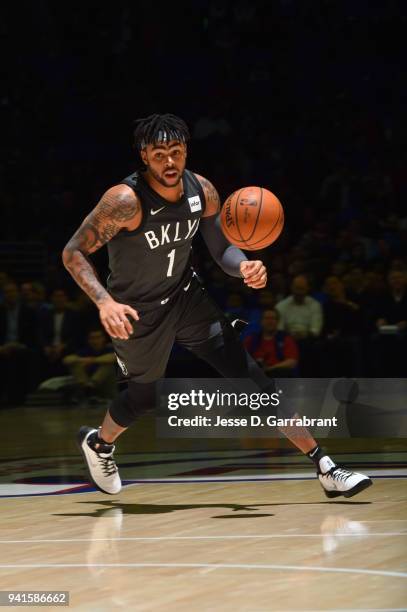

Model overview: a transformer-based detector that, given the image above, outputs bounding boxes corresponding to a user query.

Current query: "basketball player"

[62,114,372,498]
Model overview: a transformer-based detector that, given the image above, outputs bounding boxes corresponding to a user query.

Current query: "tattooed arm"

[62,185,142,339]
[195,174,267,288]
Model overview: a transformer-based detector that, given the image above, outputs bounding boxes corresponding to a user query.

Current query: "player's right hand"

[98,298,139,340]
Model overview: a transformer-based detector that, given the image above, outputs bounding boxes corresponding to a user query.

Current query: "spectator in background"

[330,261,348,278]
[349,270,387,333]
[20,281,50,314]
[375,270,407,330]
[39,288,81,379]
[371,269,407,376]
[320,276,363,376]
[71,291,100,331]
[0,282,39,404]
[342,266,366,304]
[63,329,116,400]
[244,309,299,377]
[276,275,323,375]
[276,275,323,339]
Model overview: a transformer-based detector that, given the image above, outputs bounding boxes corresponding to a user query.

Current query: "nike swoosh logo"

[151,206,165,216]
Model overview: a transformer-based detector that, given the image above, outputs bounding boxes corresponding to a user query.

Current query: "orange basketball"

[220,186,284,251]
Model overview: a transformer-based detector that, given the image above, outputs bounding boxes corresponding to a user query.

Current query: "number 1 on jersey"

[167,249,176,277]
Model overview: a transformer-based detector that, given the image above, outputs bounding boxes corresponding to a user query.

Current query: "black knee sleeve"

[109,381,155,428]
[200,331,273,390]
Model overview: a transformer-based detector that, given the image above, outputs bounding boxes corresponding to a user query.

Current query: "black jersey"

[107,169,206,309]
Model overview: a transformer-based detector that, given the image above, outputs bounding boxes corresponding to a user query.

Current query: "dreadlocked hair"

[133,113,190,151]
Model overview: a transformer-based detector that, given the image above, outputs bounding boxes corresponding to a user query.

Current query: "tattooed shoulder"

[64,185,141,256]
[95,185,141,225]
[109,185,141,224]
[194,173,221,216]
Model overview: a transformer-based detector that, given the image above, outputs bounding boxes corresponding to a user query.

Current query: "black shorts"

[112,276,225,383]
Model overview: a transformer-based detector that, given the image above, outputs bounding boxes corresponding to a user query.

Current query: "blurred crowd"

[1,1,405,404]
[0,260,406,405]
[0,280,117,405]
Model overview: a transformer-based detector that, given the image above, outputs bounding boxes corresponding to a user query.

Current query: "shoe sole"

[77,426,121,496]
[323,477,373,499]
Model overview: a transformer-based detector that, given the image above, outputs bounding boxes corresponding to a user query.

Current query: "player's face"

[142,140,187,188]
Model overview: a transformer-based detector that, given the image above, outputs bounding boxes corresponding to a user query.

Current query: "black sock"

[307,445,336,473]
[307,445,325,467]
[97,431,113,446]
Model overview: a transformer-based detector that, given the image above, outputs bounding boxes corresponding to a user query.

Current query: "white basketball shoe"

[78,426,122,495]
[318,457,372,498]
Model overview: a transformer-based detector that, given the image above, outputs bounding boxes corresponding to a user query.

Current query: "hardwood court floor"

[0,406,406,611]
[1,468,406,610]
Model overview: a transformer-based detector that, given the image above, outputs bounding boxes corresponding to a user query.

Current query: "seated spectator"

[276,275,323,376]
[371,269,407,376]
[375,269,407,330]
[352,271,387,333]
[276,275,323,338]
[244,309,299,377]
[320,276,364,376]
[0,282,39,404]
[63,329,117,400]
[39,288,82,379]
[342,266,366,304]
[20,281,50,314]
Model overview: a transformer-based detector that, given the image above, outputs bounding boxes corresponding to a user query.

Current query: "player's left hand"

[240,260,267,289]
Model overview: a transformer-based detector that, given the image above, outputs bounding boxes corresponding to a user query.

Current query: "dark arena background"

[0,2,406,611]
